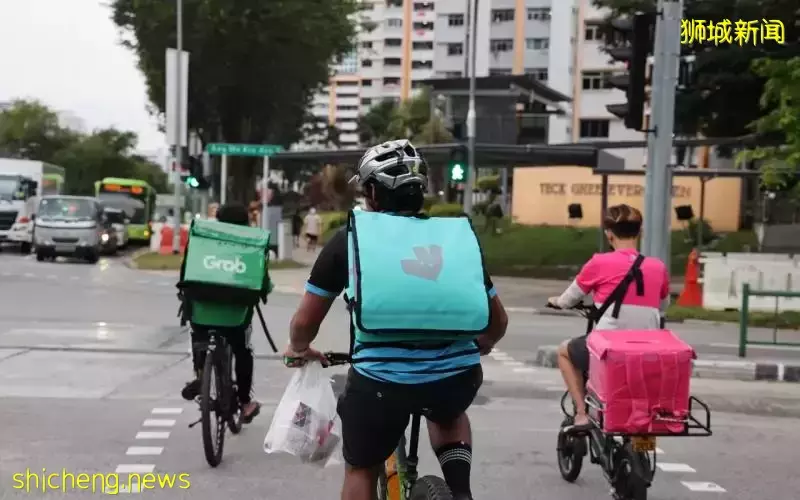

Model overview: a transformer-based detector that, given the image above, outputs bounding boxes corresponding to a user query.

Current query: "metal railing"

[738,283,800,357]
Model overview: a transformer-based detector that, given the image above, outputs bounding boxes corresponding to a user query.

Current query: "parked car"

[103,207,129,249]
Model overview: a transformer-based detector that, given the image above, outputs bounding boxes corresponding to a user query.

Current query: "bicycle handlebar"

[323,352,351,367]
[545,301,597,319]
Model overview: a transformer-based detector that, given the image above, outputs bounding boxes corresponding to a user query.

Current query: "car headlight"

[101,233,109,242]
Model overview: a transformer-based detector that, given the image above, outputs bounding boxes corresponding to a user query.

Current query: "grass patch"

[668,305,800,329]
[317,211,758,279]
[133,252,305,270]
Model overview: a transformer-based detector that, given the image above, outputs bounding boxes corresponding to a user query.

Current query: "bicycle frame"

[385,413,422,499]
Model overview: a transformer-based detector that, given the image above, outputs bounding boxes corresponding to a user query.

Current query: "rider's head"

[349,139,428,214]
[216,203,250,226]
[603,204,642,248]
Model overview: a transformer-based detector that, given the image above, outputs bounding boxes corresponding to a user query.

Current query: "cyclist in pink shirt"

[548,204,670,431]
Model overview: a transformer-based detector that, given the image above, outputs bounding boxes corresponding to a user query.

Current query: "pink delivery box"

[587,329,695,435]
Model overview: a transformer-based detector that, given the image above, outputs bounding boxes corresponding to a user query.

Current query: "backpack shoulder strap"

[593,254,646,321]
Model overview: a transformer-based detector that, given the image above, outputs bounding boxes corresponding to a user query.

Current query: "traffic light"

[183,156,210,190]
[448,146,467,182]
[605,13,654,131]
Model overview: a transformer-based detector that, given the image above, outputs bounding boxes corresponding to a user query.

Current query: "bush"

[422,195,438,211]
[476,175,499,192]
[428,203,464,217]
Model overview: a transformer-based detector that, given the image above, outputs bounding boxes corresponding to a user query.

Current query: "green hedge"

[317,209,758,278]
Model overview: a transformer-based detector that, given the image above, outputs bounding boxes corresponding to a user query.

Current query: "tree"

[739,57,800,189]
[592,0,800,139]
[0,100,79,160]
[357,99,397,144]
[110,0,360,202]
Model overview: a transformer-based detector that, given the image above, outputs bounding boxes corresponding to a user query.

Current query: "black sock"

[435,442,472,498]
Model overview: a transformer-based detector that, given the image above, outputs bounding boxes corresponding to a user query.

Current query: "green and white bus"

[94,177,157,243]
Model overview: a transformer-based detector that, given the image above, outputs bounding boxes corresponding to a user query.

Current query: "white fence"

[701,252,800,311]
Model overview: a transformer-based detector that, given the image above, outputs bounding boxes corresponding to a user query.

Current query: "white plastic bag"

[263,362,342,467]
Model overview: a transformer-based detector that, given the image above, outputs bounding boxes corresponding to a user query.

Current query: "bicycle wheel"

[200,348,226,467]
[409,476,453,500]
[224,347,242,435]
[612,442,650,500]
[556,416,584,482]
[375,467,388,500]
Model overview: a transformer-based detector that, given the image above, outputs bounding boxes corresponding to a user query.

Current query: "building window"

[361,98,372,106]
[444,71,462,78]
[386,0,402,7]
[412,80,427,88]
[338,80,358,87]
[337,105,359,111]
[362,79,372,86]
[526,38,549,50]
[385,38,402,47]
[384,57,402,66]
[490,39,513,52]
[412,60,433,69]
[361,41,373,49]
[362,59,373,67]
[491,9,514,23]
[585,23,603,41]
[579,119,610,138]
[413,2,434,11]
[582,71,612,90]
[387,18,402,28]
[447,43,463,55]
[526,68,548,81]
[413,41,433,50]
[448,14,464,26]
[489,68,512,76]
[413,21,434,30]
[383,77,401,86]
[527,8,551,21]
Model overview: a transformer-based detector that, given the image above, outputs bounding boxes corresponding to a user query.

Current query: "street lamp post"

[463,0,479,215]
[171,0,183,254]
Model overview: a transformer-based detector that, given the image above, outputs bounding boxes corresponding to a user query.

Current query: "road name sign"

[205,143,284,157]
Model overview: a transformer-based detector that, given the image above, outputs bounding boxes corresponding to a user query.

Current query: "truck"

[0,159,66,253]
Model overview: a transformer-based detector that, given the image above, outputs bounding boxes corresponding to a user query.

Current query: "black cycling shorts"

[337,365,483,469]
[567,336,590,379]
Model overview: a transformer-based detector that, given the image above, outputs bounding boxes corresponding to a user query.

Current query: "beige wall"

[511,167,742,231]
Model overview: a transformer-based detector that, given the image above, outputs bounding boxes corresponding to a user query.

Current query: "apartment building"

[295,0,706,169]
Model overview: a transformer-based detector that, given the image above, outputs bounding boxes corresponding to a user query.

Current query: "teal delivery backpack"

[345,210,491,343]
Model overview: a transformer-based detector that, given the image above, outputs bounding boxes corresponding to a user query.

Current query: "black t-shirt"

[307,227,495,296]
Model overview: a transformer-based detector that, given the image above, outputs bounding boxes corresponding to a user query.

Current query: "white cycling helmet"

[349,139,428,191]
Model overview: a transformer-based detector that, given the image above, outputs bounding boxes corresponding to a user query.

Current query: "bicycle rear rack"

[584,392,712,437]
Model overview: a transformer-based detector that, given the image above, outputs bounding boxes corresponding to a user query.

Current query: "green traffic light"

[450,163,465,181]
[185,177,199,188]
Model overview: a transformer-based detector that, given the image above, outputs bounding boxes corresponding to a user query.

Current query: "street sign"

[205,143,284,157]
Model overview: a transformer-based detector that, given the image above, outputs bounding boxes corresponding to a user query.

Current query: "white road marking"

[126,446,164,456]
[70,276,79,280]
[142,419,176,427]
[655,447,665,454]
[151,407,183,415]
[115,464,155,474]
[46,275,56,279]
[657,463,696,473]
[23,273,34,278]
[681,481,726,492]
[513,367,536,373]
[135,431,170,440]
[502,361,524,367]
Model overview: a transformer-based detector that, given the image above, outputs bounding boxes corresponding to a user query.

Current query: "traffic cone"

[677,248,702,307]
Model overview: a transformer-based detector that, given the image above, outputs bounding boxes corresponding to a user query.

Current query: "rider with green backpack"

[176,203,274,423]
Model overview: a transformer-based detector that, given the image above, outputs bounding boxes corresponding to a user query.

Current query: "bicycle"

[188,305,278,467]
[549,303,712,500]
[323,352,455,500]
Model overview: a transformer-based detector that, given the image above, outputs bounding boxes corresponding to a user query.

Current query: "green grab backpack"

[178,219,271,328]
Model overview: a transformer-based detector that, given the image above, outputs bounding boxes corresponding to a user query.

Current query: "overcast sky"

[0,0,164,156]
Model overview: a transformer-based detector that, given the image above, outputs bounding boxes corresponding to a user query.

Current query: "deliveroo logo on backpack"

[203,255,247,274]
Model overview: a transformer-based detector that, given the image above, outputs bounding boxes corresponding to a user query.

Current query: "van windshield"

[38,198,97,221]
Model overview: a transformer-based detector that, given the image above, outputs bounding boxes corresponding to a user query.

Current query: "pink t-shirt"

[576,248,669,307]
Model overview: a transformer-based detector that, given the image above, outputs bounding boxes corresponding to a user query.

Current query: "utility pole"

[642,0,683,272]
[171,0,184,254]
[463,0,479,215]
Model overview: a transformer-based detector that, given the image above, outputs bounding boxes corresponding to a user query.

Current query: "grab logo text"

[203,255,246,273]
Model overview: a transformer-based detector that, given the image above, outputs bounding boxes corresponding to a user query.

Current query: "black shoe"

[181,379,201,401]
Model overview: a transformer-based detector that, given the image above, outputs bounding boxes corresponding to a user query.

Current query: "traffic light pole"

[463,0,478,216]
[171,0,184,254]
[642,0,682,273]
